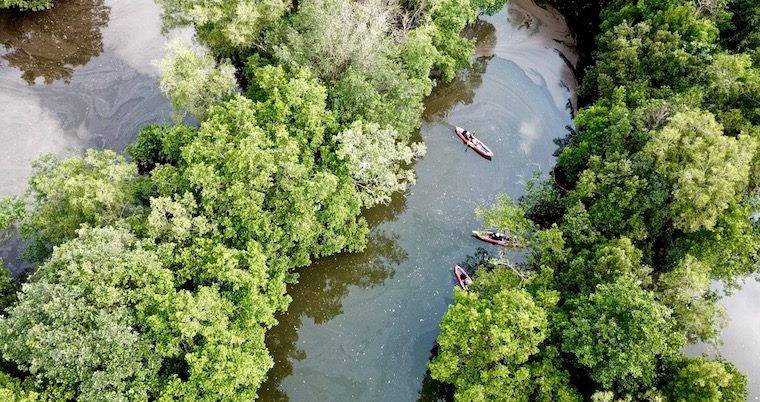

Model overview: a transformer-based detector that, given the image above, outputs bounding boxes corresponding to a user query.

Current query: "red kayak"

[471,230,525,247]
[455,127,493,159]
[453,265,473,290]
[472,230,508,246]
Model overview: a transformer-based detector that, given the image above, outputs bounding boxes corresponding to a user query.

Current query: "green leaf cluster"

[158,39,238,121]
[0,0,52,11]
[155,0,291,54]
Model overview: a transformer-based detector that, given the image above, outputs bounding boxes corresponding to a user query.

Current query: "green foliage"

[656,255,725,343]
[156,0,290,54]
[158,39,238,121]
[130,66,371,398]
[0,227,172,401]
[561,276,684,393]
[127,124,195,174]
[270,0,397,82]
[0,197,23,245]
[337,121,426,207]
[20,150,142,262]
[145,197,279,400]
[430,267,578,401]
[0,0,52,11]
[645,110,754,232]
[268,0,439,138]
[428,0,479,81]
[591,2,719,102]
[0,372,37,402]
[664,357,747,401]
[475,194,534,244]
[150,68,368,262]
[705,52,760,135]
[0,261,17,314]
[723,0,760,53]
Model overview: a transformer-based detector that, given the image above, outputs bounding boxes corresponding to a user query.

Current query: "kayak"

[453,265,472,290]
[455,127,494,159]
[471,230,526,247]
[472,230,508,246]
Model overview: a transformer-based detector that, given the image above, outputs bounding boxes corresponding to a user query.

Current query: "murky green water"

[0,0,758,400]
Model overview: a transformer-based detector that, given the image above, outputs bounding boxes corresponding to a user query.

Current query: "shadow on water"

[423,56,490,122]
[418,365,454,402]
[466,18,497,57]
[0,0,110,85]
[260,195,409,400]
[422,20,495,122]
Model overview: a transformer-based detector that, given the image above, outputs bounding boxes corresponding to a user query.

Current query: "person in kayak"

[489,231,506,241]
[460,273,472,287]
[463,130,474,141]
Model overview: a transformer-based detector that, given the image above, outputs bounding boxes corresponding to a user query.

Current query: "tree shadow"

[465,18,498,57]
[0,0,110,85]
[422,19,495,121]
[259,195,409,400]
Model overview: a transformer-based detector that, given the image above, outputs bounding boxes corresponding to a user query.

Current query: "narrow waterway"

[0,0,758,400]
[259,0,578,399]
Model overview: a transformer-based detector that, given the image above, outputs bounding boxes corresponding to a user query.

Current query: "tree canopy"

[0,0,508,395]
[158,39,238,121]
[431,0,759,400]
[0,0,52,11]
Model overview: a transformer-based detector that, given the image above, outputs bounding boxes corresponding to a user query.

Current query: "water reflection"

[260,196,408,400]
[423,57,489,121]
[418,365,454,402]
[423,20,495,121]
[0,0,110,85]
[465,19,497,58]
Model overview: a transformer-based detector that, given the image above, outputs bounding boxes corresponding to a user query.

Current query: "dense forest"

[0,0,507,399]
[430,0,760,400]
[0,0,758,400]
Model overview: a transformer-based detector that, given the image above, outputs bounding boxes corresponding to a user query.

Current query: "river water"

[259,0,579,399]
[0,0,189,197]
[0,0,758,400]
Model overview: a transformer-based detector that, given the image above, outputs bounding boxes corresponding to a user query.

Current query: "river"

[0,0,758,400]
[259,0,578,399]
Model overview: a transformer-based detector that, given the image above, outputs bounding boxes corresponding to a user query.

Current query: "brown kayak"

[453,265,472,290]
[455,127,494,159]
